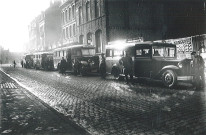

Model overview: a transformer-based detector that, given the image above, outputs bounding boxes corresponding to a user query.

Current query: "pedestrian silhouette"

[21,60,24,68]
[191,51,205,90]
[60,57,67,75]
[119,51,133,84]
[13,60,16,68]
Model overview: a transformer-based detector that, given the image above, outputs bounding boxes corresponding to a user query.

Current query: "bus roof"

[106,41,176,50]
[33,51,53,55]
[106,41,152,50]
[135,42,176,47]
[53,44,95,52]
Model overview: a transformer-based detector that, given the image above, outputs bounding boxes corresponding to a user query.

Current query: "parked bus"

[33,52,54,70]
[53,44,99,75]
[24,53,34,69]
[105,41,136,77]
[105,41,195,88]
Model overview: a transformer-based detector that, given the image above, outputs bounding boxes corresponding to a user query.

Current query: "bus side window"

[106,49,113,57]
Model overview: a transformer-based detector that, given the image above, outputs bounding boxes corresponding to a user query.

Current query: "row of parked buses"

[24,41,197,88]
[24,52,54,70]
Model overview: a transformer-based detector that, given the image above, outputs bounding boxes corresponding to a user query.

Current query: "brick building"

[60,0,77,47]
[28,0,206,54]
[28,1,61,52]
[60,0,206,54]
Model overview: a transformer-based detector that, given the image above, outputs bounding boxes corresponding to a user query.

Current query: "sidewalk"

[0,70,88,135]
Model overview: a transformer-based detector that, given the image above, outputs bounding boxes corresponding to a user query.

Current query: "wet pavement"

[1,64,206,135]
[0,67,88,135]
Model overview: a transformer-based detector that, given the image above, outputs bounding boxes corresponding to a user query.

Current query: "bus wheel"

[80,68,86,76]
[112,67,119,78]
[162,70,177,88]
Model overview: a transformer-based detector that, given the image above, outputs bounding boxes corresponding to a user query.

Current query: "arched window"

[69,8,71,20]
[63,29,66,39]
[69,25,72,37]
[73,24,76,36]
[86,2,91,21]
[72,5,75,19]
[78,6,82,25]
[87,33,92,45]
[79,35,84,44]
[95,0,100,18]
[95,30,102,53]
[65,10,68,22]
[66,27,69,38]
[62,12,65,24]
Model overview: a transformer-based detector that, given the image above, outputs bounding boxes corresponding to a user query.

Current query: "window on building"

[79,35,84,44]
[63,29,66,39]
[72,5,75,19]
[62,12,64,24]
[68,27,71,38]
[86,2,91,21]
[87,33,92,45]
[78,6,82,25]
[70,25,72,37]
[69,8,71,20]
[65,9,68,22]
[73,24,76,36]
[66,27,69,38]
[95,30,102,53]
[64,11,67,23]
[95,0,100,18]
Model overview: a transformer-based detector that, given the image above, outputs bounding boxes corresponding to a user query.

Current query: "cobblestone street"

[0,65,88,135]
[1,65,206,135]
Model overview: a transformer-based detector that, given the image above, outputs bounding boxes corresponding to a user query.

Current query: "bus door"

[134,46,152,78]
[105,48,124,74]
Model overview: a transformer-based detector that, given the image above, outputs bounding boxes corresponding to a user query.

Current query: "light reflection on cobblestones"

[1,67,206,134]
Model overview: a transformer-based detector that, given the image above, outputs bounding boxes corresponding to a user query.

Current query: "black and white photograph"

[1,0,206,134]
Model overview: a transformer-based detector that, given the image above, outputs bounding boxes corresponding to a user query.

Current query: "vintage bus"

[24,53,35,69]
[53,44,99,75]
[33,52,54,70]
[105,41,195,88]
[105,41,137,77]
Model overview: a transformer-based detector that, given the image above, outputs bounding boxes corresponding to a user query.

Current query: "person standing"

[191,51,205,90]
[60,57,67,75]
[13,60,16,68]
[99,53,106,79]
[119,51,133,84]
[21,60,24,68]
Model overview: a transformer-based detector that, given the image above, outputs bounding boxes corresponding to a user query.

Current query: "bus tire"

[162,70,177,88]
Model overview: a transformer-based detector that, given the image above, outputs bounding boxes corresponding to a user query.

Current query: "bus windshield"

[82,49,95,56]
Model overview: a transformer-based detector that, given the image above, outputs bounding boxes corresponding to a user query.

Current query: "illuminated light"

[178,63,183,68]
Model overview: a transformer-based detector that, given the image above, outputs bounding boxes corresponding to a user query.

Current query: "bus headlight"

[178,63,183,68]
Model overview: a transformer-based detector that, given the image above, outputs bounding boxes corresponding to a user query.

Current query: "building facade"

[61,0,205,54]
[29,0,206,54]
[60,0,78,46]
[28,1,61,52]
